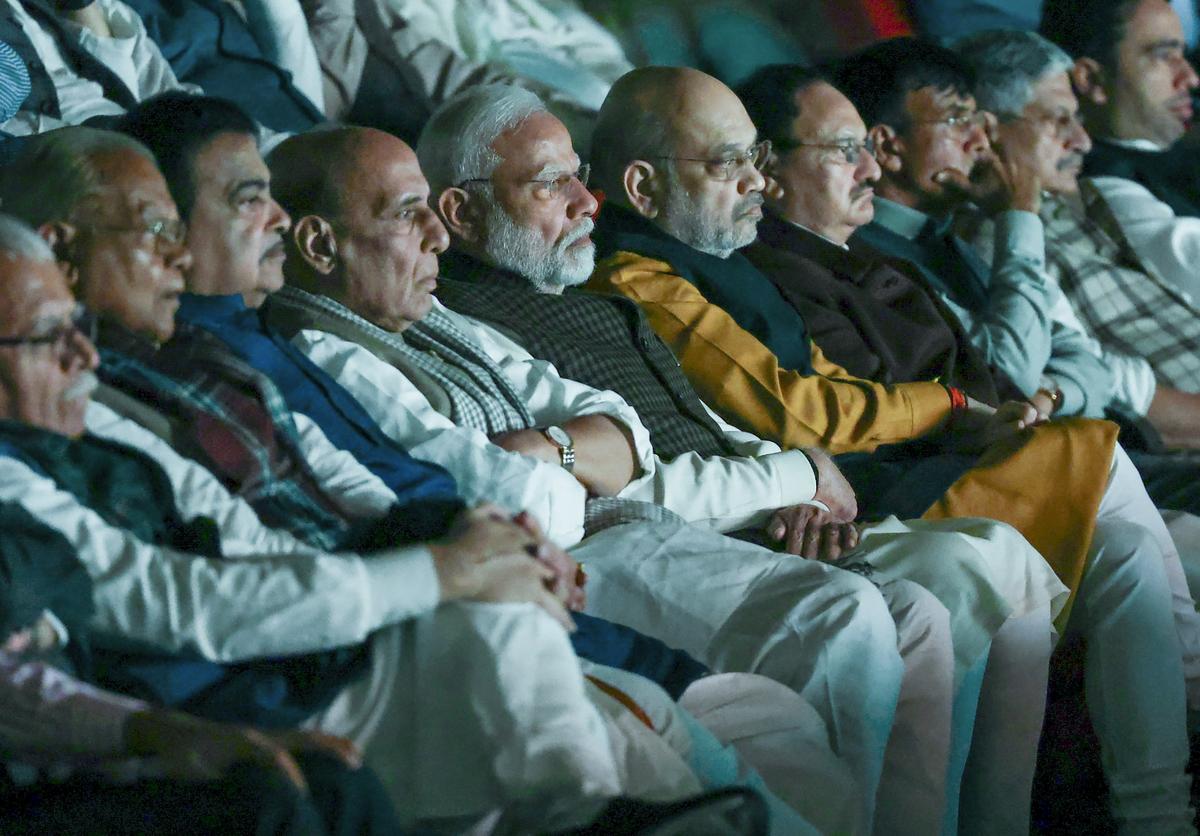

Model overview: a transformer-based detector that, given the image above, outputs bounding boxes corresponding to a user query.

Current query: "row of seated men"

[4,2,1200,835]
[0,0,833,148]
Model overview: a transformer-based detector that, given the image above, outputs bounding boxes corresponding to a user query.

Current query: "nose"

[268,196,291,235]
[963,119,990,155]
[421,210,450,255]
[165,238,193,273]
[1180,55,1200,91]
[739,163,766,194]
[1069,118,1093,154]
[566,177,599,220]
[857,148,882,183]
[66,329,99,371]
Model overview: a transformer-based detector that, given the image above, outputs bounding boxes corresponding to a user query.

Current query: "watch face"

[546,425,572,447]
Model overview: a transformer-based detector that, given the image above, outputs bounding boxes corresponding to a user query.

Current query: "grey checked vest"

[435,256,738,461]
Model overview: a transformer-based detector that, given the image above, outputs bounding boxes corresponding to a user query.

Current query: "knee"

[1085,520,1170,598]
[880,579,952,653]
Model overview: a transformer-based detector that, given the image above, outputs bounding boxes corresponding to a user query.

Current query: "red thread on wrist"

[946,386,969,417]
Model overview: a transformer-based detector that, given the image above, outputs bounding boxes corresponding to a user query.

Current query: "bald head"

[268,126,448,332]
[594,67,750,193]
[593,67,767,257]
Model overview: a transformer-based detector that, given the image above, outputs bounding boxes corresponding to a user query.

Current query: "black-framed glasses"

[650,140,772,181]
[457,164,591,199]
[776,136,876,165]
[87,218,187,250]
[0,305,96,352]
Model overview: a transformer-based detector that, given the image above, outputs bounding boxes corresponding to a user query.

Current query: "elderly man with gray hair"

[954,28,1200,452]
[403,81,1074,836]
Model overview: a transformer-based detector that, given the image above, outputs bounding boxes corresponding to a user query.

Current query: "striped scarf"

[268,286,534,436]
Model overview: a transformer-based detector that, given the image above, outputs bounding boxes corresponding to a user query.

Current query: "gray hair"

[0,213,54,263]
[0,127,154,228]
[953,30,1074,119]
[416,84,549,194]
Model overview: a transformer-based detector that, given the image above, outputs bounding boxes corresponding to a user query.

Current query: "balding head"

[593,67,767,257]
[268,127,448,332]
[0,128,189,344]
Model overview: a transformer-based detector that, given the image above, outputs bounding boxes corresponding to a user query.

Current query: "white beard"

[481,204,596,293]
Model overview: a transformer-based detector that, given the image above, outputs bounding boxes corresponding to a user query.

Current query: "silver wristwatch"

[541,425,576,472]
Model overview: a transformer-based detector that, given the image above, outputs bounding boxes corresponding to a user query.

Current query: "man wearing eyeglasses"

[952,29,1200,458]
[736,65,1009,410]
[411,80,1082,836]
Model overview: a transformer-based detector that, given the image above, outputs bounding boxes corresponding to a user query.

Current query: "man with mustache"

[1041,0,1200,303]
[0,122,740,830]
[585,64,1200,833]
[953,29,1200,454]
[736,64,1014,409]
[407,82,1076,836]
[838,38,1200,511]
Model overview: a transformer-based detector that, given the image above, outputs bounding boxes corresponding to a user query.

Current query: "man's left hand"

[768,504,862,562]
[513,510,586,611]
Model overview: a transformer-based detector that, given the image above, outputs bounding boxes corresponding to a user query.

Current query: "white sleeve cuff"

[361,546,442,624]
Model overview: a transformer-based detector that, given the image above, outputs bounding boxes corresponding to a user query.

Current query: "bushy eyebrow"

[230,179,268,200]
[1145,38,1186,52]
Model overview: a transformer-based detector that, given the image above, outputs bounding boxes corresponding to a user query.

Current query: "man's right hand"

[124,709,362,793]
[428,505,574,631]
[935,136,1042,215]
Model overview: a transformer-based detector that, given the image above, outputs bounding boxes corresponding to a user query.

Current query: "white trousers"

[1079,448,1200,834]
[308,601,700,831]
[1103,445,1200,706]
[573,519,968,832]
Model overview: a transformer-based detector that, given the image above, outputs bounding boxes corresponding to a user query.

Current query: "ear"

[37,222,79,288]
[761,150,786,202]
[1070,57,1109,106]
[292,215,338,276]
[437,186,482,243]
[869,124,904,175]
[623,160,661,219]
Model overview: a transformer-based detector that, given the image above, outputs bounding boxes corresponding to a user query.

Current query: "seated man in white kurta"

[265,122,1068,836]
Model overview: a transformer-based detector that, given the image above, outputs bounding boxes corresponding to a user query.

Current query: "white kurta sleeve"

[619,400,818,532]
[291,327,589,546]
[60,403,442,659]
[1086,175,1200,306]
[288,411,398,520]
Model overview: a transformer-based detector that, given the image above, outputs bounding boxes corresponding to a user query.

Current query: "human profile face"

[480,111,598,292]
[995,72,1092,196]
[767,81,881,244]
[885,86,992,214]
[332,131,449,331]
[0,255,99,438]
[1107,0,1199,145]
[185,132,291,308]
[654,86,766,256]
[68,149,190,343]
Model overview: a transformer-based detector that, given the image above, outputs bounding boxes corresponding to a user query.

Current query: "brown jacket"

[744,209,1011,405]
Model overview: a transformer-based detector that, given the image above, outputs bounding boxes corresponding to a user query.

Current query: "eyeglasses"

[0,305,96,353]
[777,136,876,166]
[651,140,772,181]
[458,164,591,200]
[917,110,989,132]
[87,218,188,250]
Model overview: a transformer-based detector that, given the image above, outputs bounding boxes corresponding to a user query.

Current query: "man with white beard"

[396,83,1064,836]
